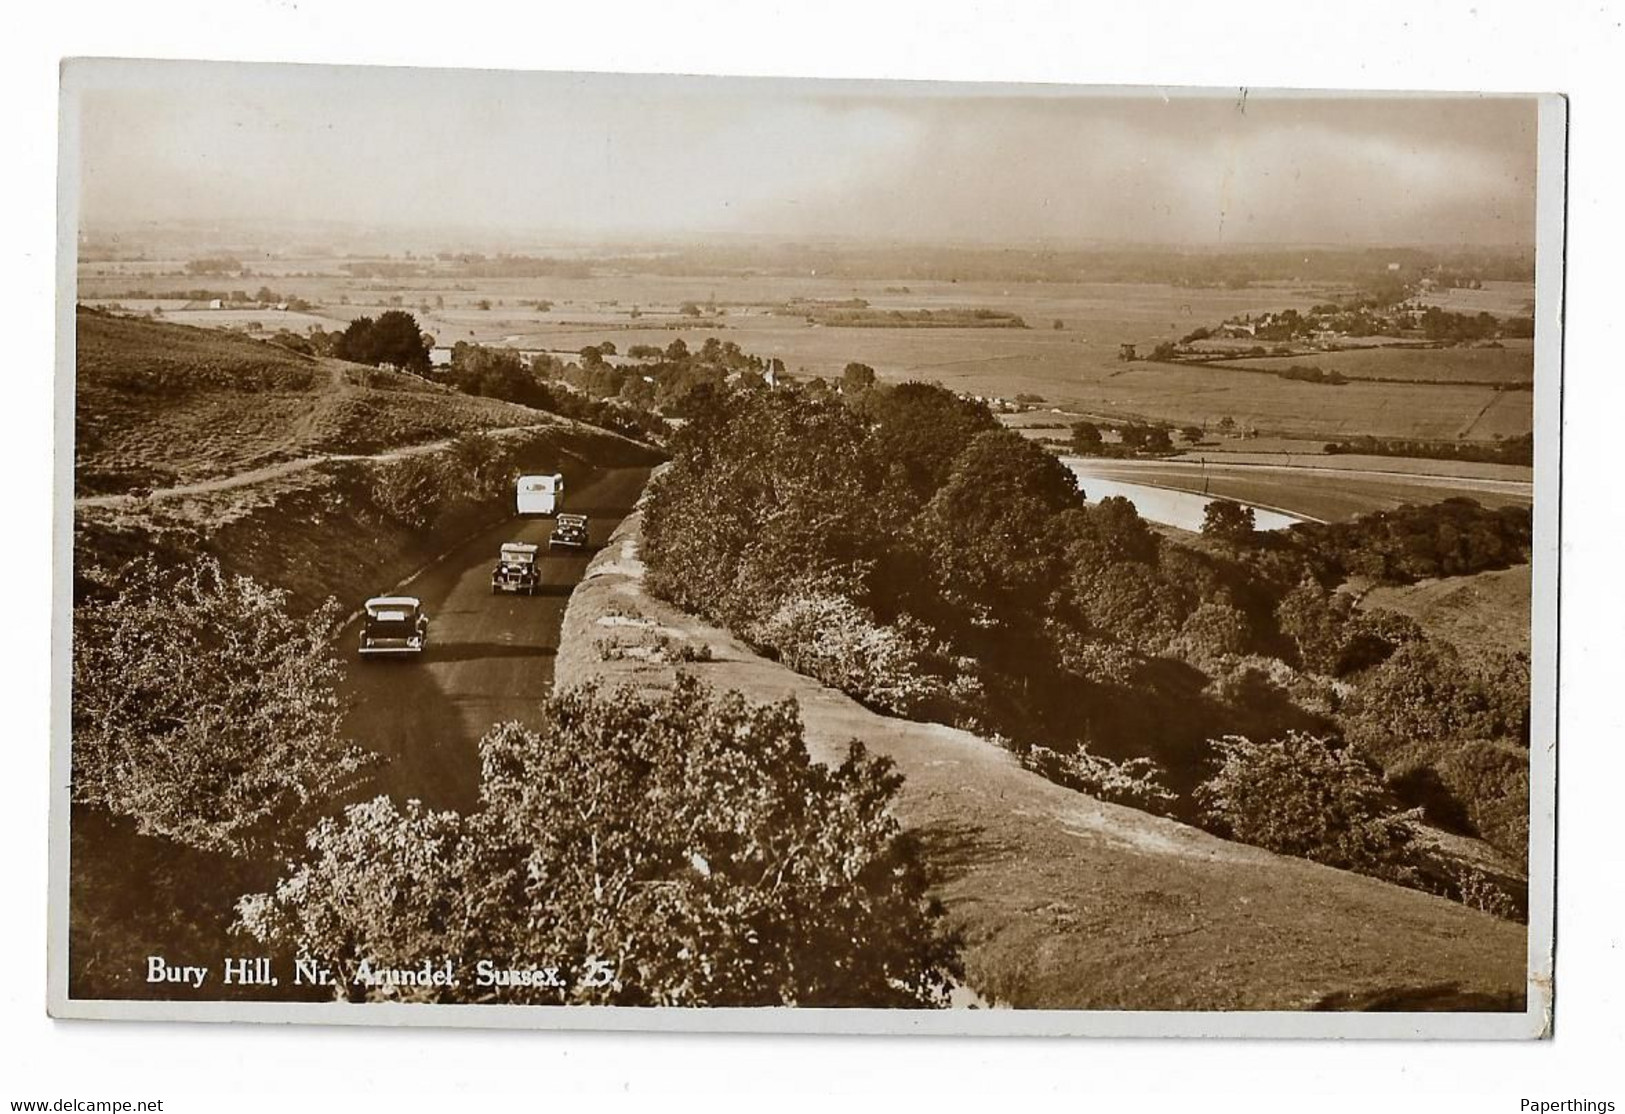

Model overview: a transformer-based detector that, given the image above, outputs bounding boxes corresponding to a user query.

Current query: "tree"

[1180,425,1204,442]
[1196,732,1414,877]
[1201,498,1255,541]
[643,388,879,627]
[72,558,378,858]
[333,315,378,364]
[664,338,690,362]
[858,382,997,518]
[238,678,960,1007]
[1141,426,1174,453]
[907,429,1080,624]
[842,362,877,393]
[333,311,430,373]
[1070,421,1103,453]
[369,310,432,373]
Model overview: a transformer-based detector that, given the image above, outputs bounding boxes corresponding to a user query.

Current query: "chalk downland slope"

[72,307,663,613]
[1360,563,1533,663]
[556,510,1531,1012]
[75,307,562,496]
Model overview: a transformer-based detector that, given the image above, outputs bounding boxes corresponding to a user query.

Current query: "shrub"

[72,558,378,857]
[1196,732,1415,877]
[239,678,960,1006]
[369,453,456,530]
[1023,745,1179,816]
[1455,868,1522,921]
[751,591,949,717]
[1433,741,1531,857]
[1172,600,1253,669]
[1342,640,1527,757]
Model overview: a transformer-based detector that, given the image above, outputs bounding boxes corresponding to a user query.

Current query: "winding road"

[337,465,652,812]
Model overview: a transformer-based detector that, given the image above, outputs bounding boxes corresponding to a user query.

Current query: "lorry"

[516,473,564,516]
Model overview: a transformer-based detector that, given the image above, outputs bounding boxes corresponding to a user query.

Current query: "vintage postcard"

[50,61,1563,1036]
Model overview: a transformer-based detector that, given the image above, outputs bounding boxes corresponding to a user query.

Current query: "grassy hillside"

[75,308,565,495]
[554,508,1529,1012]
[1360,564,1533,662]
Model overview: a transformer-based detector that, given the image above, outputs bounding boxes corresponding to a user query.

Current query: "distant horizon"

[78,216,1538,260]
[67,63,1540,252]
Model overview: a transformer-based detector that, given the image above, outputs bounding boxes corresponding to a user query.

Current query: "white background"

[5,1,1622,1109]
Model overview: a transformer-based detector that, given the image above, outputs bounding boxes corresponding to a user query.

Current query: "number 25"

[580,956,615,988]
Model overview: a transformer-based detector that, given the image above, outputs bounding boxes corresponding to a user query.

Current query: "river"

[1061,458,1308,533]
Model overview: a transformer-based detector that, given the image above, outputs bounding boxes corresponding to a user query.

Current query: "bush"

[1429,740,1530,857]
[1341,640,1527,757]
[72,558,378,857]
[1171,600,1253,669]
[1023,745,1179,816]
[369,453,457,530]
[1455,868,1522,921]
[1196,732,1415,877]
[239,678,960,1006]
[751,591,950,717]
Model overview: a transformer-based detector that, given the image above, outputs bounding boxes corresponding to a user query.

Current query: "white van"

[516,473,564,516]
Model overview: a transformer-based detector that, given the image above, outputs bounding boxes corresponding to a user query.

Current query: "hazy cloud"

[70,63,1538,246]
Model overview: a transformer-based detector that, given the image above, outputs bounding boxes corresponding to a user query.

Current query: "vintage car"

[549,513,590,550]
[490,541,541,595]
[358,596,430,656]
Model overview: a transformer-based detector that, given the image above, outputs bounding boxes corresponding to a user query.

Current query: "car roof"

[500,542,539,553]
[365,595,421,610]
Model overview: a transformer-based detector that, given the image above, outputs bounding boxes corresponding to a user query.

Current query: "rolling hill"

[74,308,569,496]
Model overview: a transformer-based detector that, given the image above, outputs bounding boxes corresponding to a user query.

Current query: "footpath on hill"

[554,506,1532,1013]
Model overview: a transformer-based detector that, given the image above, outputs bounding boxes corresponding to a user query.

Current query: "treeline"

[641,380,1533,913]
[1283,498,1532,584]
[562,244,1533,288]
[786,307,1029,329]
[441,343,671,442]
[1068,419,1178,456]
[102,285,313,310]
[1325,433,1534,467]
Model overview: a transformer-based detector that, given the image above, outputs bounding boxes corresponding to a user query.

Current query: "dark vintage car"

[359,596,430,656]
[490,542,541,595]
[549,513,590,550]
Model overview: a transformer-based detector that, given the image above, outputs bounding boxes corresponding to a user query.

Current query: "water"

[1062,460,1307,533]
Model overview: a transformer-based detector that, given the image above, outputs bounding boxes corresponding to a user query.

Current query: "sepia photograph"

[50,60,1562,1036]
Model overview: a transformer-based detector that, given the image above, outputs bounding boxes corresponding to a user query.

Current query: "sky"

[68,62,1541,248]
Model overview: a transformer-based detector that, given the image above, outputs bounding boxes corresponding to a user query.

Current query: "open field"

[1417,280,1537,317]
[82,260,1532,443]
[75,309,570,495]
[1217,341,1534,385]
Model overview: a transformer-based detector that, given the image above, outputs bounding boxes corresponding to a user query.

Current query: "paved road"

[338,466,651,812]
